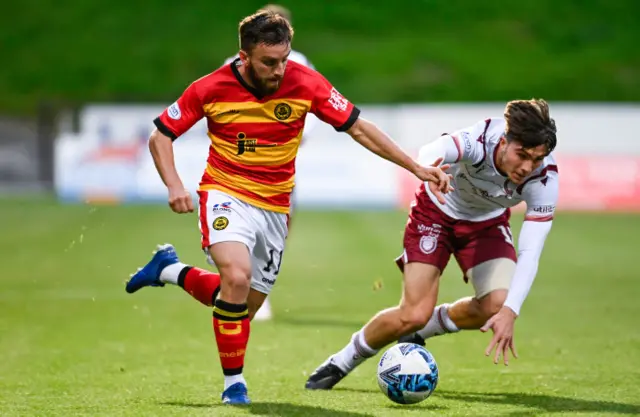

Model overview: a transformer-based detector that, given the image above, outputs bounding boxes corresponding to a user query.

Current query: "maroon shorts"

[396,185,517,281]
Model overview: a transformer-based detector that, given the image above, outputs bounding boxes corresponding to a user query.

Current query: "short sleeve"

[154,82,204,140]
[310,73,360,132]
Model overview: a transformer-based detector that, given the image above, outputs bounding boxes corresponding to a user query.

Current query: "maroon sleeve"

[310,72,360,132]
[153,81,204,140]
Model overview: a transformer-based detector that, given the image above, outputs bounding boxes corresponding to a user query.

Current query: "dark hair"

[238,11,294,53]
[504,98,557,154]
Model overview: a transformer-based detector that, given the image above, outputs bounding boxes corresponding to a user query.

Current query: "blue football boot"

[221,383,251,405]
[125,244,179,294]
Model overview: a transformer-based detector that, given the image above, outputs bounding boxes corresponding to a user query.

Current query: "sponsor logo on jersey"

[168,102,181,120]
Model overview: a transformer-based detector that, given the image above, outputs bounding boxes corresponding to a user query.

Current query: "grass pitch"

[1,198,639,416]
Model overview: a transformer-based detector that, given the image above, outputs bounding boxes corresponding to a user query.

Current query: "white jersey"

[418,117,559,315]
[419,117,559,223]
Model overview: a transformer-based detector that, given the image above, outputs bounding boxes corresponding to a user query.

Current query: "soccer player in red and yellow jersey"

[125,10,452,405]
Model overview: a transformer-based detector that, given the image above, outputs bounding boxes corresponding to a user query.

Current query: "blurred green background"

[2,0,639,115]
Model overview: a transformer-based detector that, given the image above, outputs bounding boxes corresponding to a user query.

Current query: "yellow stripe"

[213,306,249,319]
[203,99,312,124]
[205,165,294,197]
[199,184,290,214]
[208,130,301,166]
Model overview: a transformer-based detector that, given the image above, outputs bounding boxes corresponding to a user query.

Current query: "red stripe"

[525,215,554,222]
[207,145,295,184]
[198,191,210,248]
[201,175,291,208]
[516,164,558,194]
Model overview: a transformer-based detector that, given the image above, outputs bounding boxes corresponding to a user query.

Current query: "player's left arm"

[504,171,559,316]
[481,171,558,365]
[309,74,452,198]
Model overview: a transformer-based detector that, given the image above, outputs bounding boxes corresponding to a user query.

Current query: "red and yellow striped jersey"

[154,59,360,213]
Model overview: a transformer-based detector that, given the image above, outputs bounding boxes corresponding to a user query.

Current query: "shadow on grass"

[436,390,640,415]
[161,400,375,416]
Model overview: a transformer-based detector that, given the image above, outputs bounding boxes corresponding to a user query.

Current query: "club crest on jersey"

[274,103,292,120]
[212,216,229,231]
[168,102,181,120]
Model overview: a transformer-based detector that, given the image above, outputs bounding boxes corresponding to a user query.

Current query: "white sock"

[158,262,188,285]
[224,374,246,390]
[333,330,378,373]
[416,304,460,339]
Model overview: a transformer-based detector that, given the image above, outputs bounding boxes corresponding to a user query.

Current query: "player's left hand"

[480,306,519,366]
[413,157,454,204]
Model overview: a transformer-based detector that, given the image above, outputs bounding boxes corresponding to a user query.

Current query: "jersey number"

[263,249,284,275]
[497,225,514,246]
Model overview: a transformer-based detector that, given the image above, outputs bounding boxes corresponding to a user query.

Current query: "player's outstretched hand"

[480,306,519,366]
[416,157,454,204]
[168,186,195,214]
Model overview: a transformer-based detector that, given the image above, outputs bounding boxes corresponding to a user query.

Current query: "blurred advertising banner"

[55,103,640,212]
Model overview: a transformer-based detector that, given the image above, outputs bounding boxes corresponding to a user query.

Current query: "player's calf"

[247,289,268,321]
[208,242,253,398]
[475,289,507,323]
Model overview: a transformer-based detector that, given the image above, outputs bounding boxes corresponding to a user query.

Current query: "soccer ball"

[376,343,439,404]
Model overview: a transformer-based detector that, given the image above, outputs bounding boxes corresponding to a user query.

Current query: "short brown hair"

[504,98,557,153]
[238,10,294,53]
[258,4,292,22]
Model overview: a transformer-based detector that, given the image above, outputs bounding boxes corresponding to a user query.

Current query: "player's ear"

[239,49,249,64]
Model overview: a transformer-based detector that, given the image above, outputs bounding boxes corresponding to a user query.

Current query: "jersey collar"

[230,58,265,100]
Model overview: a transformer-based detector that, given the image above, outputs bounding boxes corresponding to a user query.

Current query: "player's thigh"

[400,262,442,314]
[198,190,256,277]
[466,259,515,300]
[455,219,517,299]
[249,210,289,296]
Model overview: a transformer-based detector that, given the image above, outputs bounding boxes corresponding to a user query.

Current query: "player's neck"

[232,61,266,99]
[237,65,257,89]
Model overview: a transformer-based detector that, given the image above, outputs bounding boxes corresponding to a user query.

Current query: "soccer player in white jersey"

[223,4,317,321]
[306,99,559,389]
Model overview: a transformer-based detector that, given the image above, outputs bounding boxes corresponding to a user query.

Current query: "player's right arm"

[150,81,205,213]
[308,72,452,200]
[417,120,488,167]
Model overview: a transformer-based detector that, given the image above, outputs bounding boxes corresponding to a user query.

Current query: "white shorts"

[197,190,289,295]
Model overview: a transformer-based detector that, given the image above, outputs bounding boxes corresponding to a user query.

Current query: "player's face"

[497,137,548,184]
[242,43,290,96]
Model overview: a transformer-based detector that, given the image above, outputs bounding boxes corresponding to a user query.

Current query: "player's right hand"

[168,186,195,214]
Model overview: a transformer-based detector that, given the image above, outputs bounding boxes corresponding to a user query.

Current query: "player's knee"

[479,289,507,319]
[399,305,433,333]
[219,265,252,292]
